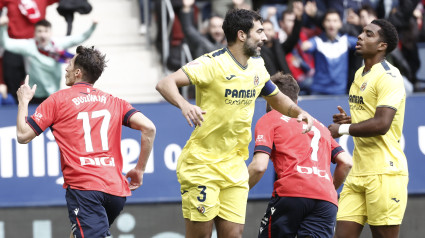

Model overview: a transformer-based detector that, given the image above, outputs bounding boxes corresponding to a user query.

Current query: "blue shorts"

[66,188,126,238]
[258,196,337,238]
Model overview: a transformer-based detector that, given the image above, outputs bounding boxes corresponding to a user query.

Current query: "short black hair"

[222,9,262,46]
[74,46,107,84]
[371,19,399,54]
[35,19,51,28]
[271,72,299,102]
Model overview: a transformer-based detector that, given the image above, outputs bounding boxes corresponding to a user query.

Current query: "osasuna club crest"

[254,74,259,86]
[360,82,367,91]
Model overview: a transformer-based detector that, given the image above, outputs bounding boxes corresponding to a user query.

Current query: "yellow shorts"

[337,174,408,226]
[176,157,249,224]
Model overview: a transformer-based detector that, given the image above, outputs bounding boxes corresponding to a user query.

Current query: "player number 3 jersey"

[180,47,278,164]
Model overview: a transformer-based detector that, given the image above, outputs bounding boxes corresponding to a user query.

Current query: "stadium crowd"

[153,0,425,97]
[1,0,424,106]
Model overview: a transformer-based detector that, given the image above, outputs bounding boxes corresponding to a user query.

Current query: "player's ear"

[75,68,82,78]
[237,30,246,42]
[377,41,387,53]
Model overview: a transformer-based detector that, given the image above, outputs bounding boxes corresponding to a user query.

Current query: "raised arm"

[125,112,156,191]
[58,20,98,49]
[180,0,213,51]
[16,76,37,144]
[156,69,206,127]
[264,92,313,133]
[247,152,270,189]
[281,1,303,53]
[0,15,34,56]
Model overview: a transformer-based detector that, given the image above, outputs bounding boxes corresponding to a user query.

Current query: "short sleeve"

[121,100,139,127]
[330,138,344,164]
[181,54,215,86]
[253,115,275,155]
[27,96,57,135]
[376,71,405,110]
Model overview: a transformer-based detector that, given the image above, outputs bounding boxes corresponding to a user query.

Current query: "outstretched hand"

[125,168,144,191]
[333,106,351,124]
[17,75,36,105]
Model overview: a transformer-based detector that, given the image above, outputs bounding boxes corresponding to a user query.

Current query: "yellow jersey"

[180,48,278,164]
[349,60,408,176]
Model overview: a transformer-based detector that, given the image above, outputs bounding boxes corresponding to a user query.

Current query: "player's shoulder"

[200,47,228,61]
[189,48,227,66]
[374,60,402,78]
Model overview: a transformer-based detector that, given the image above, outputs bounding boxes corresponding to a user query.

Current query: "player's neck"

[228,45,249,67]
[363,54,385,72]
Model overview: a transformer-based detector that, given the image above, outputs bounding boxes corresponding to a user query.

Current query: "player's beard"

[243,40,261,57]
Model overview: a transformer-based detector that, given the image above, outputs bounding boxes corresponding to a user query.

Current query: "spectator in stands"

[212,0,251,18]
[0,0,58,102]
[387,0,422,91]
[258,0,288,32]
[0,16,97,103]
[261,1,303,76]
[261,20,290,75]
[280,4,316,94]
[301,9,357,95]
[180,0,226,59]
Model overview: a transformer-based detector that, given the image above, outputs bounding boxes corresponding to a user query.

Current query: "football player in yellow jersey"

[329,19,408,238]
[156,8,314,238]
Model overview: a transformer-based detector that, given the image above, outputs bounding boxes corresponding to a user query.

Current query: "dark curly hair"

[371,19,399,55]
[222,9,262,46]
[74,46,107,84]
[271,72,299,102]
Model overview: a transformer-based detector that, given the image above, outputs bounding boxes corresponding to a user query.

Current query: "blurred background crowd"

[153,0,425,98]
[1,0,425,106]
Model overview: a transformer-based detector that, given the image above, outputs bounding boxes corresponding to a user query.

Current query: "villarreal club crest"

[254,74,259,86]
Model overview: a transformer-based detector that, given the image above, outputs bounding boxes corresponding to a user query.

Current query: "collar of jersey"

[73,82,93,87]
[226,47,248,70]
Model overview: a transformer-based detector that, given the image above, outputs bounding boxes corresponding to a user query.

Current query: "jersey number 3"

[77,109,111,152]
